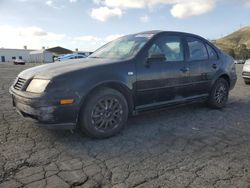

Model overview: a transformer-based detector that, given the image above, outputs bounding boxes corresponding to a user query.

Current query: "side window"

[148,36,184,62]
[148,44,163,57]
[206,44,218,60]
[187,37,208,61]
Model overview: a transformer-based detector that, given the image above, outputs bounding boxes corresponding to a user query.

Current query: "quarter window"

[187,37,208,61]
[206,44,218,60]
[148,36,184,62]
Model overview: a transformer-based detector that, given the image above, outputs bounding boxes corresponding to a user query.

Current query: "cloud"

[140,15,150,23]
[45,0,53,6]
[171,0,216,19]
[0,24,123,51]
[91,0,217,20]
[104,34,123,41]
[45,0,65,9]
[74,34,122,45]
[243,0,250,7]
[0,25,65,49]
[91,6,122,21]
[17,26,48,37]
[96,0,146,9]
[72,34,123,50]
[74,34,123,42]
[74,35,101,42]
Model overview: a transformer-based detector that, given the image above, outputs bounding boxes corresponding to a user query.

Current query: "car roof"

[135,30,206,40]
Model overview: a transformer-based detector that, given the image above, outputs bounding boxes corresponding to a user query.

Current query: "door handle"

[180,67,189,73]
[212,64,217,69]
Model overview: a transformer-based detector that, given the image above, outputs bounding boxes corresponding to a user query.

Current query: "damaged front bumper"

[9,87,79,129]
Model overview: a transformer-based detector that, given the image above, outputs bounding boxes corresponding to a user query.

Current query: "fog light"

[60,99,74,105]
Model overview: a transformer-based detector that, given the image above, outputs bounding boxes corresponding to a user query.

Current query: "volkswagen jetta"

[10,31,237,138]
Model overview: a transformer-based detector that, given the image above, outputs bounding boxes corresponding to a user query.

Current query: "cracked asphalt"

[0,63,250,188]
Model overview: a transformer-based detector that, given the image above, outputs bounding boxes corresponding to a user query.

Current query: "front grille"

[14,77,27,90]
[242,72,250,76]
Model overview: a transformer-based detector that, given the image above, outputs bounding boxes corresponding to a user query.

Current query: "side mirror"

[145,53,166,66]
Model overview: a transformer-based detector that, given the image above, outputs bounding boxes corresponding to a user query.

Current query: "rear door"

[185,37,211,96]
[205,43,221,81]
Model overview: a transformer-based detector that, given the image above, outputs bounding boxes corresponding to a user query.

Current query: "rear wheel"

[79,88,128,138]
[208,78,229,109]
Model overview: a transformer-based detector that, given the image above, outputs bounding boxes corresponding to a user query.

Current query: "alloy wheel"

[91,97,123,132]
[214,84,227,104]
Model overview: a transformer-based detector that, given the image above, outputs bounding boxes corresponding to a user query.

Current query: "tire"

[244,80,250,85]
[208,78,229,109]
[79,87,128,139]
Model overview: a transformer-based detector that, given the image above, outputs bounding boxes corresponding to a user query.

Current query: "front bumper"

[9,87,79,129]
[242,71,250,81]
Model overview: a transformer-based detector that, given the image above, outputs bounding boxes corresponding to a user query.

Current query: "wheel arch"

[78,81,134,119]
[211,73,231,89]
[218,74,230,87]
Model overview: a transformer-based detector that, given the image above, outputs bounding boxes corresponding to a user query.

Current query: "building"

[30,50,54,63]
[0,47,34,63]
[0,46,74,63]
[47,46,73,55]
[30,47,73,63]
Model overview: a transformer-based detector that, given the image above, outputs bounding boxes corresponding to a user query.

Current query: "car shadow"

[35,98,250,163]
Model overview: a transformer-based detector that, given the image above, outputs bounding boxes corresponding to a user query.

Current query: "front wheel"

[208,78,229,109]
[79,88,128,139]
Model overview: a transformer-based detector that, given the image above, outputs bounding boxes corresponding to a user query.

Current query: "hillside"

[213,26,250,59]
[215,26,250,49]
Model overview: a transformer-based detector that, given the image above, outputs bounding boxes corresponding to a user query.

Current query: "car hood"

[18,58,117,80]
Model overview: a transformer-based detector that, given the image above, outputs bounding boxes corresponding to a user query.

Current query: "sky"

[0,0,250,51]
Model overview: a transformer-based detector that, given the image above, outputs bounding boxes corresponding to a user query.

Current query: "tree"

[228,49,236,58]
[236,44,250,60]
[222,48,236,58]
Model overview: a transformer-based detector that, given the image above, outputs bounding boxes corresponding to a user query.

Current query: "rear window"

[187,37,208,61]
[206,44,218,60]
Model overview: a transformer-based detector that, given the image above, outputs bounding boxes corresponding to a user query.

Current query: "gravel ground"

[0,63,249,188]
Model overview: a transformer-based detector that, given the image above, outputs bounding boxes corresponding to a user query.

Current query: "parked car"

[10,31,237,138]
[57,53,86,62]
[242,59,250,85]
[237,60,246,64]
[13,59,25,65]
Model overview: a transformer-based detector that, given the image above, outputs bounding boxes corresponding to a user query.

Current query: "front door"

[135,34,189,108]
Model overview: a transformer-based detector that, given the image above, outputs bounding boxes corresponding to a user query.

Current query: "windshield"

[89,34,153,60]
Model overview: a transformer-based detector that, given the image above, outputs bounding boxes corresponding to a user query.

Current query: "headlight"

[26,79,50,93]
